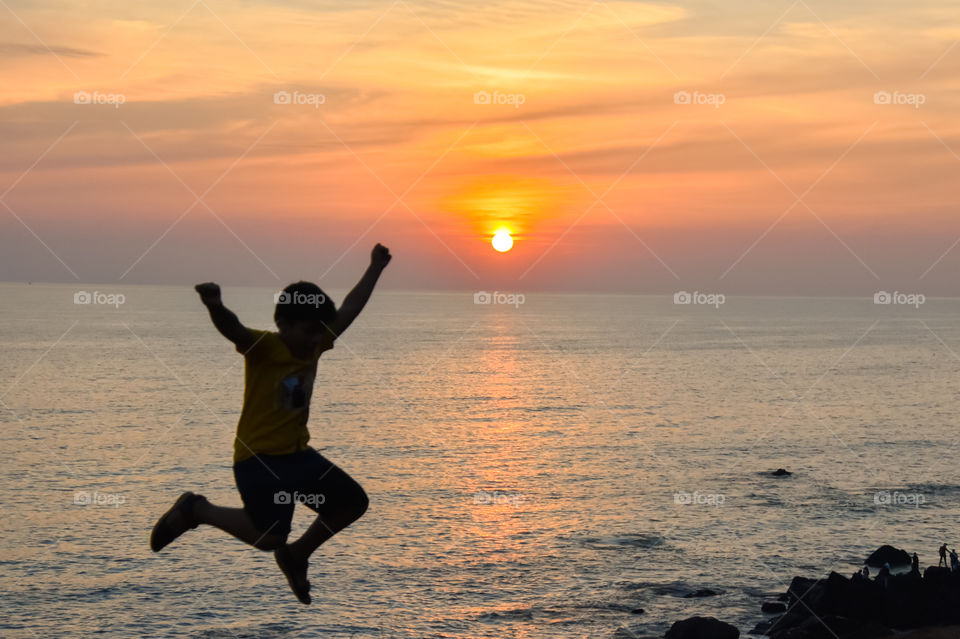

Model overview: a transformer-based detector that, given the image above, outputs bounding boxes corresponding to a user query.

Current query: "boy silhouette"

[150,243,392,604]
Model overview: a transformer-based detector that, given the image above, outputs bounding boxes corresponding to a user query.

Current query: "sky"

[2,0,960,295]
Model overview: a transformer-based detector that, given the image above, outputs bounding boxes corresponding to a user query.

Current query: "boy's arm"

[328,243,391,337]
[195,282,256,351]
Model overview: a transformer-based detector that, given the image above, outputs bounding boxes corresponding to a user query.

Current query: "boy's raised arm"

[195,282,256,351]
[329,244,391,337]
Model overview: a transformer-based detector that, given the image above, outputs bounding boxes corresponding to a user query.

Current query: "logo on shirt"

[279,371,314,410]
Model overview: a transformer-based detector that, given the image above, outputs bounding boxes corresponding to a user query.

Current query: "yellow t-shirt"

[233,328,334,462]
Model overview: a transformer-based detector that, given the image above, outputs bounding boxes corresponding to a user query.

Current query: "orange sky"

[2,0,960,294]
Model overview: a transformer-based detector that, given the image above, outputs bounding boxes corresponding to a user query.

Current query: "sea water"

[1,283,958,638]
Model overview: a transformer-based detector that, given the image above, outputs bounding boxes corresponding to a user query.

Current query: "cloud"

[0,84,391,170]
[0,42,101,58]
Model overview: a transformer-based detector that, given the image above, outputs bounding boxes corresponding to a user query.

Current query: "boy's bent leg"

[276,492,367,607]
[287,463,369,561]
[272,451,367,605]
[194,499,286,550]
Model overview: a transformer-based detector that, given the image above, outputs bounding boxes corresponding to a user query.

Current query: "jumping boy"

[150,243,392,604]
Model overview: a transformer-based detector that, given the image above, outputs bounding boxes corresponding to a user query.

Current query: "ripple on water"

[578,533,668,550]
[193,623,299,638]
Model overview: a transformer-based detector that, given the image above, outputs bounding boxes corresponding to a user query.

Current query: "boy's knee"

[354,487,369,520]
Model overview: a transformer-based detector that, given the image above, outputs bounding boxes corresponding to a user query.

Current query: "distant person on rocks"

[148,243,393,605]
[951,548,959,572]
[939,543,948,567]
[912,552,920,574]
[877,564,891,589]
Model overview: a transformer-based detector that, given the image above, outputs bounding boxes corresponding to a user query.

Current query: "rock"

[771,614,892,638]
[898,628,960,639]
[769,608,809,636]
[922,566,951,583]
[772,468,792,476]
[786,576,819,603]
[762,601,787,614]
[750,619,774,635]
[755,556,960,637]
[823,571,853,612]
[683,588,719,598]
[865,545,911,567]
[631,608,645,614]
[771,614,843,638]
[664,616,739,639]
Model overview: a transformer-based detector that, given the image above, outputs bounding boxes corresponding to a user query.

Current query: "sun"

[492,229,513,252]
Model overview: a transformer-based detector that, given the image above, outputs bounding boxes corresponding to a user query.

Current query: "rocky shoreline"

[659,545,960,639]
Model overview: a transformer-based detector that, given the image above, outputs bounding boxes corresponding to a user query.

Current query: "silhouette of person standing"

[911,552,920,574]
[939,544,949,567]
[877,563,891,589]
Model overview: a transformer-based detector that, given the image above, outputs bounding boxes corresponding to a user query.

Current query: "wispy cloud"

[0,42,100,58]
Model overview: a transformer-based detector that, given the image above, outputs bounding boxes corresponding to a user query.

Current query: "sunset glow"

[2,1,960,294]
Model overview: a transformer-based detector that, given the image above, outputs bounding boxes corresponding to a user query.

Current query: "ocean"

[1,282,958,638]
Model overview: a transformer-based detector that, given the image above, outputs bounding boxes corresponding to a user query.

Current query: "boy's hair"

[274,281,337,328]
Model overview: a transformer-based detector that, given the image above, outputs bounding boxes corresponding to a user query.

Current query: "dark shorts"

[233,447,366,538]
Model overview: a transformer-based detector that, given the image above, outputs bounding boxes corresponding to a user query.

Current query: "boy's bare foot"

[150,492,205,552]
[274,544,311,604]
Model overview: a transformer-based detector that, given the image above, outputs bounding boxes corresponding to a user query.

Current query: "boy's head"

[274,281,336,343]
